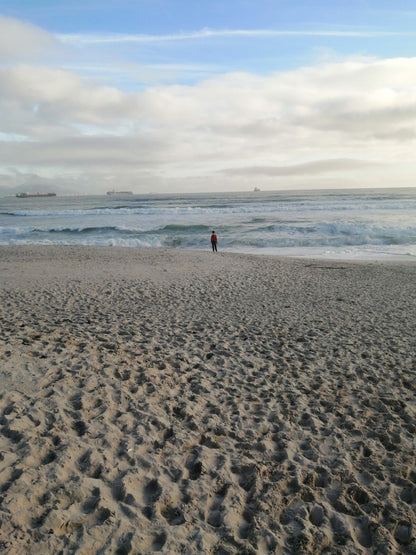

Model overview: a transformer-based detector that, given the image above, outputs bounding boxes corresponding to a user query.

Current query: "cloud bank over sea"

[1,14,416,194]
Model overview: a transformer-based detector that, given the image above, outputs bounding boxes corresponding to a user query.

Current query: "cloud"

[1,54,416,192]
[58,28,411,46]
[0,135,172,168]
[0,15,59,62]
[221,159,383,177]
[0,65,139,137]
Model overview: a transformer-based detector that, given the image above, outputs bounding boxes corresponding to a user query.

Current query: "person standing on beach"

[211,230,218,252]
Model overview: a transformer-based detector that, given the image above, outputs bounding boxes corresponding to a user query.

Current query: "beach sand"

[0,246,415,554]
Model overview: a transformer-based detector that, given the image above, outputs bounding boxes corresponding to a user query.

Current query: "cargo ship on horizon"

[106,190,133,196]
[16,192,56,198]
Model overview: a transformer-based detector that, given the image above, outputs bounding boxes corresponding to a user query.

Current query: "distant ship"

[253,187,261,192]
[106,190,133,196]
[16,192,56,198]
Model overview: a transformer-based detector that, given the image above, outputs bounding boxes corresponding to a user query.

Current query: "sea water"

[1,188,416,260]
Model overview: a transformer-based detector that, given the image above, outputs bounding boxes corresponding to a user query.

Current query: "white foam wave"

[6,199,416,218]
[2,189,416,260]
[0,236,163,248]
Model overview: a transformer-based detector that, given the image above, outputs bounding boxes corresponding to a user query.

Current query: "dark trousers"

[211,241,217,252]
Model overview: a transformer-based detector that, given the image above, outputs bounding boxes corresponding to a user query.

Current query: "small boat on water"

[16,192,56,198]
[106,190,133,196]
[253,187,261,192]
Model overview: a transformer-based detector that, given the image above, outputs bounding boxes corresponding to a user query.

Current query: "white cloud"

[2,54,416,193]
[221,159,383,177]
[0,65,139,137]
[58,28,411,46]
[0,15,59,62]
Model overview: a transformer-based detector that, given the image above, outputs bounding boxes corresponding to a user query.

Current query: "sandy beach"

[0,246,415,554]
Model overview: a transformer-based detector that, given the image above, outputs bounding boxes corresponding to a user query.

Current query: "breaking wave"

[1,188,416,258]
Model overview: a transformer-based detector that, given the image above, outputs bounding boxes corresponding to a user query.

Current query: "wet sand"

[0,246,415,554]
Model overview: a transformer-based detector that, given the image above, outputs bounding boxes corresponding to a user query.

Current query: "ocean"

[1,188,416,260]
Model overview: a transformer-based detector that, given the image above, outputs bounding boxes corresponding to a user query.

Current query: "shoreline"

[0,246,415,553]
[1,243,416,266]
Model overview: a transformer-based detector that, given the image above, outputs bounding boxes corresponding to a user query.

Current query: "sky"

[1,1,416,195]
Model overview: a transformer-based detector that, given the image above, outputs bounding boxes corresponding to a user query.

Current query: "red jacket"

[211,234,217,243]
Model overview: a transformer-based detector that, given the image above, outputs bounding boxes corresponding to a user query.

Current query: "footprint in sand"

[160,503,185,526]
[185,450,203,480]
[207,483,229,528]
[152,532,167,551]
